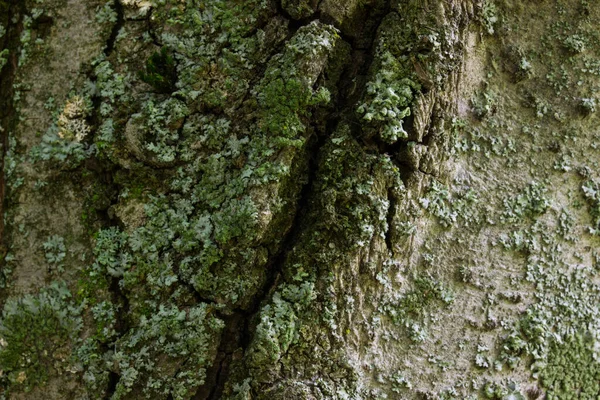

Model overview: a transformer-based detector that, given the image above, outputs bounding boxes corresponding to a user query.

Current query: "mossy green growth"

[133,97,191,164]
[539,334,600,400]
[314,126,404,248]
[419,180,480,227]
[385,274,454,342]
[281,0,315,20]
[0,48,9,73]
[481,381,525,400]
[256,21,337,146]
[471,88,497,119]
[258,77,317,143]
[357,51,420,143]
[29,126,96,170]
[76,227,126,309]
[501,181,550,223]
[94,21,341,311]
[239,127,405,388]
[139,47,177,94]
[0,282,82,393]
[247,282,316,367]
[42,235,66,273]
[481,0,499,35]
[146,0,272,111]
[582,179,600,235]
[91,227,130,279]
[109,303,224,400]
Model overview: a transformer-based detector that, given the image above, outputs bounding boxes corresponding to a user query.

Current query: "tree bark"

[1,0,599,399]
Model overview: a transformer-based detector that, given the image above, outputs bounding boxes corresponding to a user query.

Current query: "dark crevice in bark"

[194,36,354,396]
[108,271,130,332]
[82,156,120,227]
[194,312,245,400]
[90,204,129,399]
[362,118,423,188]
[85,5,130,397]
[344,2,439,188]
[30,15,54,40]
[385,187,396,252]
[105,0,124,56]
[198,3,398,397]
[192,6,359,398]
[417,167,439,179]
[193,128,322,399]
[104,371,120,400]
[375,135,420,185]
[0,0,25,292]
[145,8,162,48]
[232,24,368,345]
[274,0,311,30]
[89,5,307,396]
[177,275,213,306]
[271,3,313,60]
[326,0,391,134]
[247,134,320,319]
[85,0,126,228]
[103,1,402,397]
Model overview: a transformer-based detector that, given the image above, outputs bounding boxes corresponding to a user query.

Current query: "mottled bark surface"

[1,0,600,399]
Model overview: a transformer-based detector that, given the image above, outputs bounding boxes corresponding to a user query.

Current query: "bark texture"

[1,0,600,399]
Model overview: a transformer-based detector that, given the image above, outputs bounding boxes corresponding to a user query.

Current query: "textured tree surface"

[1,0,600,398]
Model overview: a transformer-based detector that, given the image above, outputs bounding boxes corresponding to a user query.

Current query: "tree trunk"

[1,0,599,398]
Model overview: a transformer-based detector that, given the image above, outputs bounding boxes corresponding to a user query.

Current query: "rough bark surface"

[1,0,600,399]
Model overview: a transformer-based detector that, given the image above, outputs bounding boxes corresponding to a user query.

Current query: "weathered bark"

[1,0,599,399]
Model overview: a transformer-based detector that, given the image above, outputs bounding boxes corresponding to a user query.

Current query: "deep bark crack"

[0,0,25,297]
[195,1,400,397]
[193,113,324,400]
[104,0,124,56]
[104,371,120,400]
[88,3,129,397]
[194,312,245,400]
[385,187,396,252]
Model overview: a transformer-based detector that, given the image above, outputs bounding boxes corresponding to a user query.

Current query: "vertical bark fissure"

[193,114,325,400]
[192,9,358,398]
[197,2,401,396]
[105,0,124,57]
[0,0,24,291]
[89,3,128,398]
[98,4,321,397]
[195,312,245,400]
[104,371,120,400]
[385,187,396,252]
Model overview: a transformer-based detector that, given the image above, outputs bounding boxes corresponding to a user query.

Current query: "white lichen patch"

[120,0,153,14]
[57,96,90,142]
